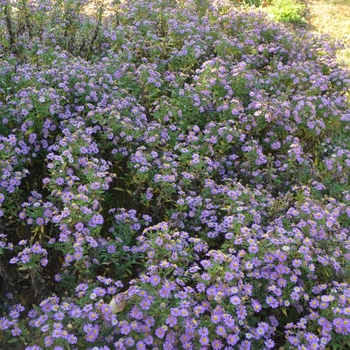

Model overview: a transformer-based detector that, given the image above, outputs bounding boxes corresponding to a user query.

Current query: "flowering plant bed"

[0,0,350,349]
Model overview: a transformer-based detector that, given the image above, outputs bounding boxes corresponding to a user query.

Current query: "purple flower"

[227,334,239,345]
[216,325,226,337]
[155,326,166,339]
[88,214,104,228]
[211,313,221,324]
[107,245,116,253]
[90,182,101,190]
[199,336,209,346]
[88,311,99,321]
[44,336,53,347]
[11,327,21,336]
[265,339,275,348]
[21,254,30,264]
[75,222,85,231]
[70,307,82,318]
[9,310,19,318]
[212,339,223,349]
[67,334,77,344]
[266,295,279,308]
[136,341,146,350]
[230,295,241,305]
[54,274,62,282]
[198,327,208,336]
[166,315,177,327]
[93,287,106,297]
[120,322,131,335]
[52,328,62,338]
[55,177,64,185]
[252,299,262,312]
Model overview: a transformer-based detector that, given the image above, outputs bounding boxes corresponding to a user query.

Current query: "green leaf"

[7,338,20,343]
[113,187,124,192]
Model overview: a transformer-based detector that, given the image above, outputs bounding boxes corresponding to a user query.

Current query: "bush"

[263,0,306,23]
[0,0,350,349]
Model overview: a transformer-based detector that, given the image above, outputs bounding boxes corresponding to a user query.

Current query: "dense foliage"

[0,0,350,349]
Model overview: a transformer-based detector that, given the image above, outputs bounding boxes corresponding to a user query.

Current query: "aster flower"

[251,299,262,312]
[155,326,167,339]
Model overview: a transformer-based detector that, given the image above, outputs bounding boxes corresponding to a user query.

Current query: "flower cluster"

[0,0,349,349]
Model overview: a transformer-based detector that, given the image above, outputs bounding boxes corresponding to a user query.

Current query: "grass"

[306,0,350,67]
[263,0,307,24]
